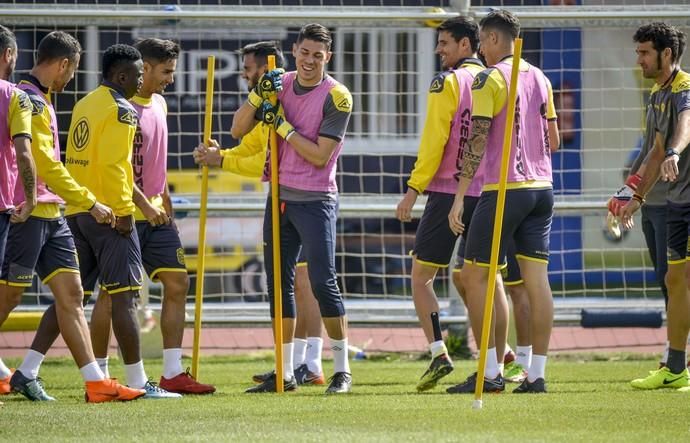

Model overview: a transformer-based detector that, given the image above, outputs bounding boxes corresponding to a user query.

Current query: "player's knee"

[0,287,24,312]
[452,269,464,292]
[665,266,685,291]
[317,296,345,317]
[163,274,190,300]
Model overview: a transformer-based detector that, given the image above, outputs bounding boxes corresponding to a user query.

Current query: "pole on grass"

[192,55,215,379]
[267,55,284,393]
[472,38,523,410]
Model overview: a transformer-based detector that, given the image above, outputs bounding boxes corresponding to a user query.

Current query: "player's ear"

[59,57,69,72]
[324,51,332,64]
[143,61,153,74]
[292,43,298,57]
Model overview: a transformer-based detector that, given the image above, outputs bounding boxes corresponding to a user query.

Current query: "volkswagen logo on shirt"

[72,118,90,152]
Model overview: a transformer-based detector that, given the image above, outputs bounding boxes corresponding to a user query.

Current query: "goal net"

[2,0,689,325]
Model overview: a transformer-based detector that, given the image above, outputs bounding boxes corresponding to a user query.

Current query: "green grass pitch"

[0,355,687,442]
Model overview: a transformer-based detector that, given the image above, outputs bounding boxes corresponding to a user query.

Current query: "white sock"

[18,349,45,379]
[661,341,670,364]
[528,355,547,382]
[429,340,448,359]
[498,363,505,376]
[516,345,532,368]
[0,358,11,378]
[330,338,350,374]
[96,357,110,378]
[306,337,323,374]
[282,343,294,380]
[484,347,500,379]
[124,361,148,389]
[80,361,105,382]
[293,338,308,368]
[504,343,513,356]
[163,348,184,379]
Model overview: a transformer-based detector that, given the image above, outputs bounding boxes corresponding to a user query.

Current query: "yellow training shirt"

[472,57,557,120]
[64,83,138,217]
[220,123,268,178]
[408,60,484,194]
[19,78,96,219]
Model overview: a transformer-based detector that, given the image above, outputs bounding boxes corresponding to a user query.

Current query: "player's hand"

[193,139,222,167]
[162,194,174,221]
[89,202,116,228]
[142,203,170,227]
[661,154,680,182]
[114,215,135,236]
[619,199,641,230]
[256,68,285,100]
[396,189,418,222]
[258,101,295,140]
[607,173,641,217]
[448,197,465,236]
[9,202,32,224]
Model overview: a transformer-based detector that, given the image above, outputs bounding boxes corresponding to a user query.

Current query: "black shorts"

[67,214,143,296]
[455,195,480,268]
[464,188,553,267]
[666,202,690,264]
[412,192,459,267]
[136,221,187,281]
[296,249,307,268]
[0,217,79,286]
[0,212,10,272]
[502,242,523,285]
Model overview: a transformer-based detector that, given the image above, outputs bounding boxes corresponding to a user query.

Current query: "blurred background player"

[0,31,145,403]
[64,44,178,399]
[448,9,559,394]
[394,17,484,392]
[90,38,215,395]
[620,23,690,391]
[231,24,353,394]
[195,41,326,386]
[0,24,37,401]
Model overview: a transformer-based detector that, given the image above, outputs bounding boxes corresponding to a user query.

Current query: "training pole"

[267,55,285,393]
[473,38,523,410]
[192,55,215,379]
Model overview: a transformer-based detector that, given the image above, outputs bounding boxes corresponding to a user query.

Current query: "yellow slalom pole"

[472,38,523,410]
[267,55,284,393]
[191,55,215,379]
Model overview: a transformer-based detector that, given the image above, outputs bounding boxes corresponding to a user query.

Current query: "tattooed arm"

[11,135,37,223]
[448,118,491,235]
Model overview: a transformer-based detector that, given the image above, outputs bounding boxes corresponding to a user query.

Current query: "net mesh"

[2,0,688,319]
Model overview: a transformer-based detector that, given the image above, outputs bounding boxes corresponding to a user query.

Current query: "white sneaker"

[141,380,182,399]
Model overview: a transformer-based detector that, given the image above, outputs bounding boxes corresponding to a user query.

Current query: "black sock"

[667,348,686,374]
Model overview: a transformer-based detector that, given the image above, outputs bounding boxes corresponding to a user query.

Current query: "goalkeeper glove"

[257,101,295,140]
[247,69,284,108]
[607,173,642,216]
[256,68,285,99]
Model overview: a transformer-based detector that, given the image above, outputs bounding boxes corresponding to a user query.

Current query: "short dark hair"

[133,38,180,65]
[677,28,687,61]
[297,23,332,51]
[102,44,141,79]
[0,24,16,54]
[479,9,520,40]
[36,31,81,65]
[634,22,684,64]
[437,16,480,53]
[240,41,286,69]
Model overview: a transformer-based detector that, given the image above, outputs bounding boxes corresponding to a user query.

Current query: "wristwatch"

[665,147,681,158]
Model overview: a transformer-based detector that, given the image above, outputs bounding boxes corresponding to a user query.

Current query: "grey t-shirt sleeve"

[319,90,352,142]
[674,88,690,114]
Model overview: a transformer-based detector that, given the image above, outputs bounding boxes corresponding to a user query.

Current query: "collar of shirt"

[101,80,127,98]
[454,57,485,69]
[22,74,50,94]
